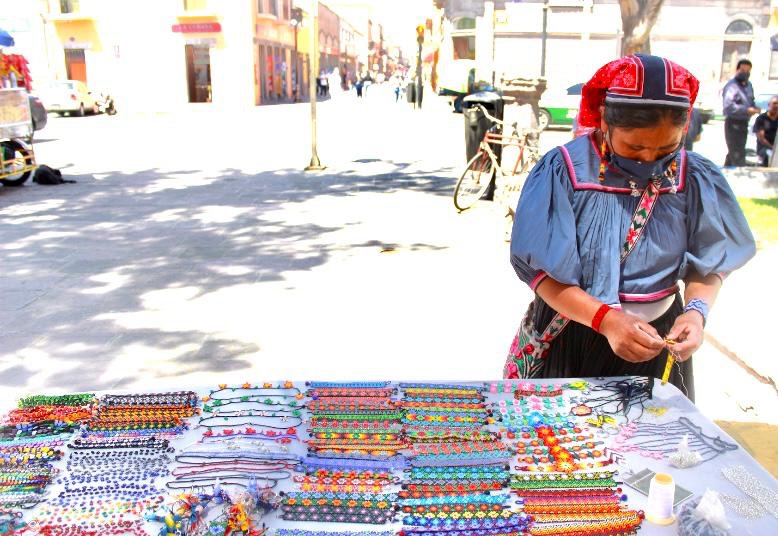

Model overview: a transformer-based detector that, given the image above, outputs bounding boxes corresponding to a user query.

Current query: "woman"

[504,54,756,400]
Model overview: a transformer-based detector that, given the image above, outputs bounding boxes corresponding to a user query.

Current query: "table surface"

[11,378,778,534]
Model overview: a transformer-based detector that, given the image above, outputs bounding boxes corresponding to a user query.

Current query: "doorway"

[65,49,87,82]
[185,44,212,103]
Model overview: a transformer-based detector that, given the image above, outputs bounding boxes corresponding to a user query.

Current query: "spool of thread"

[645,472,676,525]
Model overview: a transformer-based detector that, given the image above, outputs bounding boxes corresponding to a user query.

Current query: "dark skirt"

[530,294,694,401]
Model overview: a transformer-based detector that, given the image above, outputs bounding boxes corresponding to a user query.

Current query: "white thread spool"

[646,472,676,525]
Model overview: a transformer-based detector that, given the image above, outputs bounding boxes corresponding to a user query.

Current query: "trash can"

[406,82,416,104]
[463,91,504,164]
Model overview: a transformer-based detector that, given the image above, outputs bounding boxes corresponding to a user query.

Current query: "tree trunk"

[618,0,665,57]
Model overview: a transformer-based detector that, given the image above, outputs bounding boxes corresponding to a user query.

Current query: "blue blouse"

[510,134,756,305]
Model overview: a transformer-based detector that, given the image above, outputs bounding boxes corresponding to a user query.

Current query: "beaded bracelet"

[514,382,564,398]
[402,509,531,529]
[401,482,507,495]
[400,493,507,506]
[281,491,397,504]
[99,391,198,407]
[276,531,394,536]
[400,383,484,393]
[17,394,95,408]
[281,509,396,524]
[408,466,510,480]
[308,388,395,399]
[510,471,616,490]
[301,455,408,471]
[301,469,392,480]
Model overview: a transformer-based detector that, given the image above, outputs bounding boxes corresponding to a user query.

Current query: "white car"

[40,80,99,117]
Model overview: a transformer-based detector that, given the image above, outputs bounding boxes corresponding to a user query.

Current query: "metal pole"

[294,24,299,103]
[305,0,325,171]
[540,0,548,77]
[416,40,423,109]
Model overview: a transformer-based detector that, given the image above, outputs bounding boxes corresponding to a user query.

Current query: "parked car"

[39,80,99,117]
[538,83,582,130]
[28,94,47,132]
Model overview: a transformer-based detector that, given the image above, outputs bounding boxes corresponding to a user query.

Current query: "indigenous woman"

[504,55,756,400]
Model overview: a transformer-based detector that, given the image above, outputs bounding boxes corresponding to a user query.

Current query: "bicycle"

[453,104,541,213]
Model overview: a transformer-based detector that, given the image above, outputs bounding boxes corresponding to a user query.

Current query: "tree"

[618,0,665,56]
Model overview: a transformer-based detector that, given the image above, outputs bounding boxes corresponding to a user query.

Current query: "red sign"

[172,22,221,33]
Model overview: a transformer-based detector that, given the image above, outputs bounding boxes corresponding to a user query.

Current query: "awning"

[0,28,15,47]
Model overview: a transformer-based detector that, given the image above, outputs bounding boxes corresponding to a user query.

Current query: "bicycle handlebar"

[474,104,503,126]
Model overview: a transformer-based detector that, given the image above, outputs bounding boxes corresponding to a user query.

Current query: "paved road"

[0,88,774,430]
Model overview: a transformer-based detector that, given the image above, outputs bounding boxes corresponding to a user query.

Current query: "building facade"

[435,0,778,112]
[4,0,327,111]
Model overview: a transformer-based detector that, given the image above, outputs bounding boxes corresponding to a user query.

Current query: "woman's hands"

[664,311,705,361]
[599,309,666,362]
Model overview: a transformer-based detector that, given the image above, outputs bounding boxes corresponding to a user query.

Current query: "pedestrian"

[394,76,403,102]
[504,54,756,400]
[683,107,704,151]
[753,95,778,167]
[355,78,363,98]
[722,59,760,166]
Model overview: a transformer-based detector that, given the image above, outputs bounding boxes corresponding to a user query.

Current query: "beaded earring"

[598,135,610,181]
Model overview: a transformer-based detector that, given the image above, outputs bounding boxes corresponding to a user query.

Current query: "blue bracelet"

[683,298,708,326]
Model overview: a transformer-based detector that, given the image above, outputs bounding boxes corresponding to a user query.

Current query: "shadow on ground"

[0,160,456,391]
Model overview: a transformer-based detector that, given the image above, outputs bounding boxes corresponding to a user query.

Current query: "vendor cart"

[0,87,36,186]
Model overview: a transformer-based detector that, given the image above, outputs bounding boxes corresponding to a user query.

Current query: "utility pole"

[305,0,325,171]
[291,7,302,103]
[540,0,549,77]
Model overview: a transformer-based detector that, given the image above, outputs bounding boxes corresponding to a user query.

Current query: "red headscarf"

[578,54,699,128]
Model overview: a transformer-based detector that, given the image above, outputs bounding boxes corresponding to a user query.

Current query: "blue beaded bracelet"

[683,298,708,326]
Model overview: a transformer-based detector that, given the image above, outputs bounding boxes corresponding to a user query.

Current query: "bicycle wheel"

[454,150,496,211]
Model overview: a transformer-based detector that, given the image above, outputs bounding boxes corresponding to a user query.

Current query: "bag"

[33,165,76,185]
[504,147,671,379]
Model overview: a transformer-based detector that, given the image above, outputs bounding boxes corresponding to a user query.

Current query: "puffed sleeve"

[510,148,580,290]
[682,154,756,280]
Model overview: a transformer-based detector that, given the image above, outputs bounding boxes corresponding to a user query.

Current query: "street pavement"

[0,86,775,434]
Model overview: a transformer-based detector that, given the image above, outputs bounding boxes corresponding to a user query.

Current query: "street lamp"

[305,0,325,171]
[290,8,303,103]
[415,24,424,109]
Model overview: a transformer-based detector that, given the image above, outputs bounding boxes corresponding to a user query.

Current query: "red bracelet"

[591,304,612,333]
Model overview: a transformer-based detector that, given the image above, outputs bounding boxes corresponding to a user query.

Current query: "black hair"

[736,59,752,69]
[603,103,688,129]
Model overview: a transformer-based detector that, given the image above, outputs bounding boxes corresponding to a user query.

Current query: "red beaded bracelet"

[591,304,612,333]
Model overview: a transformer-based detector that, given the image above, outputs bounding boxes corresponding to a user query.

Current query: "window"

[183,0,207,10]
[454,17,476,31]
[257,0,264,13]
[60,0,79,13]
[452,36,475,60]
[283,0,290,19]
[725,20,753,35]
[270,0,278,17]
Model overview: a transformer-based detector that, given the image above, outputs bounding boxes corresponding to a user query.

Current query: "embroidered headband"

[578,54,700,128]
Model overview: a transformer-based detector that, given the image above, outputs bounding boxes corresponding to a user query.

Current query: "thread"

[645,472,676,525]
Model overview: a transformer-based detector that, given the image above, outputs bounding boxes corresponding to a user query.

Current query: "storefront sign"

[64,40,92,49]
[172,22,221,33]
[254,23,294,46]
[185,37,217,47]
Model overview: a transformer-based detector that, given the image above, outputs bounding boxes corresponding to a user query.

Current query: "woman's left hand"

[664,311,705,361]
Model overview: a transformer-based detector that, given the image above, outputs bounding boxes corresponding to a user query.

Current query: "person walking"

[722,59,760,166]
[504,54,756,400]
[753,96,778,167]
[683,107,704,151]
